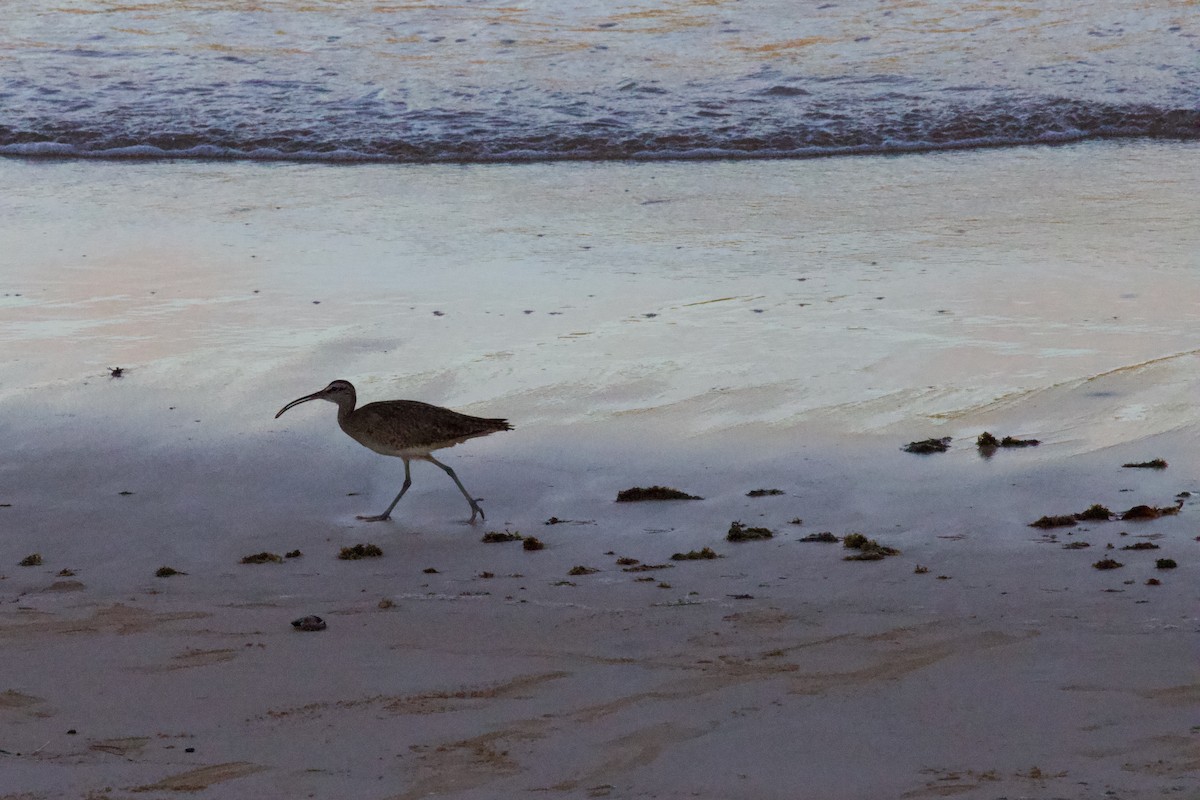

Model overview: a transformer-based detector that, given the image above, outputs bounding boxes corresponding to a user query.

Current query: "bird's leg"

[356,459,412,522]
[426,456,486,522]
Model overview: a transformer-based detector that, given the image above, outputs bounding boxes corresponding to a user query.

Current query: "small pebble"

[291,615,326,632]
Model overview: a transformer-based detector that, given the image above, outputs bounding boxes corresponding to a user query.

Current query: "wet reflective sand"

[1,141,1198,798]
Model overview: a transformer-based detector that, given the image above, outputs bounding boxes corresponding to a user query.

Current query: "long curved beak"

[275,391,323,419]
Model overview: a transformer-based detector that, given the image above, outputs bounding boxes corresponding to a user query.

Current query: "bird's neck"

[332,394,357,426]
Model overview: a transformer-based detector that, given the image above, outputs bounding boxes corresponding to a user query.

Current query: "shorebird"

[275,380,511,522]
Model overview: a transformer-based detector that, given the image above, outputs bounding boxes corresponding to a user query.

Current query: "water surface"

[3,0,1196,162]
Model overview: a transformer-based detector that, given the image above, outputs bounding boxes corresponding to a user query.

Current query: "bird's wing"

[351,400,509,452]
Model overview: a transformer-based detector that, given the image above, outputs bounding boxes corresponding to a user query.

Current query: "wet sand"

[1,141,1198,799]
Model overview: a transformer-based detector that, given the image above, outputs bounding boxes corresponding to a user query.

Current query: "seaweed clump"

[1122,459,1168,469]
[623,563,673,572]
[338,543,383,560]
[1120,541,1160,551]
[1000,436,1040,447]
[976,432,1000,449]
[727,521,774,542]
[1062,541,1091,550]
[567,565,598,576]
[1030,503,1115,528]
[481,530,523,543]
[18,553,42,567]
[746,489,784,497]
[903,437,950,454]
[1120,503,1182,520]
[1075,504,1113,521]
[671,547,720,560]
[1155,558,1177,569]
[616,486,702,502]
[241,552,283,564]
[1031,516,1078,529]
[977,432,1041,450]
[1092,558,1123,570]
[522,536,545,551]
[155,566,185,577]
[842,533,900,561]
[799,531,839,543]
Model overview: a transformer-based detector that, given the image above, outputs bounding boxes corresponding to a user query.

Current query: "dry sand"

[1,141,1198,799]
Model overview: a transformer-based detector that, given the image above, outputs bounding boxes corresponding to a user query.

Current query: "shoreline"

[2,129,1194,167]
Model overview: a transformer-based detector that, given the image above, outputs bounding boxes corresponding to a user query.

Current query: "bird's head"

[275,379,357,418]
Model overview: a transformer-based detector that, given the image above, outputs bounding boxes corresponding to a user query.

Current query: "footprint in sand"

[0,604,208,639]
[132,761,266,792]
[139,647,239,673]
[0,689,44,709]
[90,736,151,757]
[0,689,53,719]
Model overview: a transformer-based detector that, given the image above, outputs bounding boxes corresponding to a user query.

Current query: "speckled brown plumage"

[340,399,511,457]
[275,379,510,522]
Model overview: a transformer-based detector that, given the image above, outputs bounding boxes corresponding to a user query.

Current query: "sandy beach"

[2,141,1198,799]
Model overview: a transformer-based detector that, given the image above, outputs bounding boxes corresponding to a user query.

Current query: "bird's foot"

[468,502,486,523]
[356,513,391,522]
